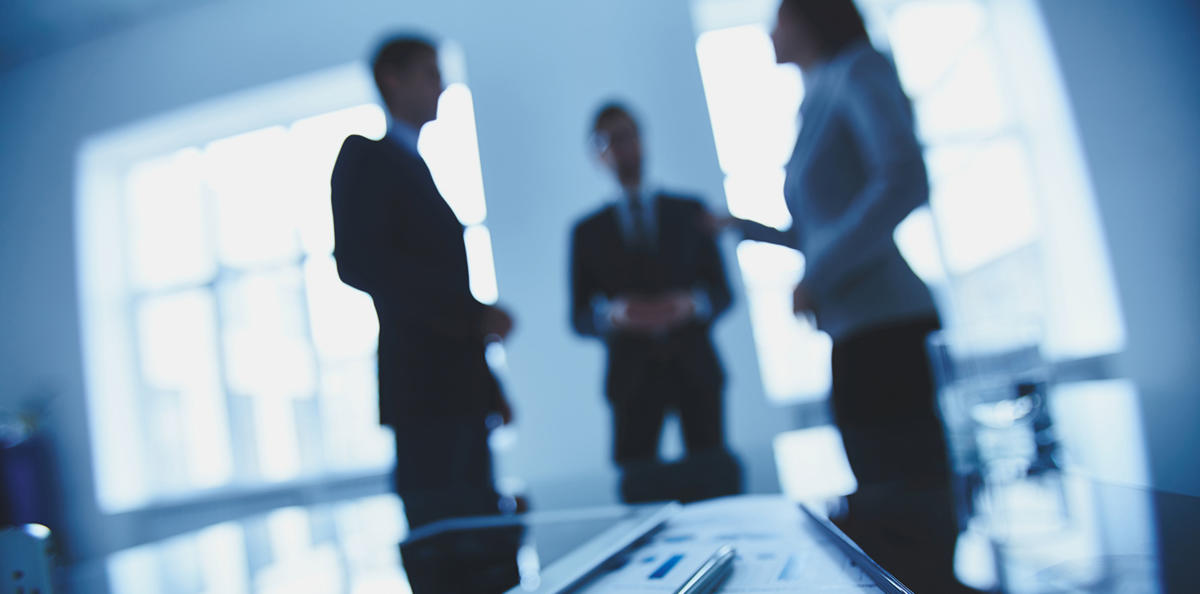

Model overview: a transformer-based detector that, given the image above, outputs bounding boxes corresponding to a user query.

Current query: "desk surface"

[567,496,900,593]
[63,495,896,594]
[60,483,1200,594]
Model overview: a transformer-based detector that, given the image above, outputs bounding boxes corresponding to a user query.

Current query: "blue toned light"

[78,65,426,513]
[125,148,215,291]
[697,25,830,404]
[696,25,804,174]
[722,169,791,231]
[735,242,833,403]
[419,83,489,227]
[464,225,501,305]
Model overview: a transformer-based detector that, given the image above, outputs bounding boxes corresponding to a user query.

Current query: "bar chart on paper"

[578,497,882,592]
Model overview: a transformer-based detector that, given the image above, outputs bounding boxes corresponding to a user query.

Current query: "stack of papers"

[578,496,882,593]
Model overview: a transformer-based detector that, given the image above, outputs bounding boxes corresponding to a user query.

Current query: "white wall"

[0,0,793,560]
[1036,0,1200,496]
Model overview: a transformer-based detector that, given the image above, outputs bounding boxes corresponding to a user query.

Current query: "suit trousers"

[829,316,969,593]
[609,355,724,465]
[391,414,498,530]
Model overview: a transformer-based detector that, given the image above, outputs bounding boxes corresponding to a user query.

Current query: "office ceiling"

[0,0,776,73]
[0,0,217,72]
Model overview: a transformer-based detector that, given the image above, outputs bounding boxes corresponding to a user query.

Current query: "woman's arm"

[736,218,802,249]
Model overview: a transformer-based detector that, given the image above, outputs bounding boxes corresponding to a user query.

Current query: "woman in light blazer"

[716,0,969,591]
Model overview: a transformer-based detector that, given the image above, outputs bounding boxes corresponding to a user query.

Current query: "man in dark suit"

[570,103,740,502]
[330,36,515,530]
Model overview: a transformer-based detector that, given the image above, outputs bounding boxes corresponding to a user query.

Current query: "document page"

[577,496,883,593]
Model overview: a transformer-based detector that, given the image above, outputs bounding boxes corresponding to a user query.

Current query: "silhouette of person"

[710,2,968,590]
[570,102,740,503]
[330,34,516,531]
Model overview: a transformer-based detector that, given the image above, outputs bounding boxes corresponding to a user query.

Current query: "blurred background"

[1,0,1197,592]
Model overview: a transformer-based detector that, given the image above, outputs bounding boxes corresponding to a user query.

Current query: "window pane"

[928,138,1040,273]
[253,396,303,482]
[773,426,857,500]
[887,0,987,97]
[894,205,947,284]
[158,534,204,593]
[334,496,408,589]
[949,243,1045,329]
[256,508,344,594]
[736,242,832,402]
[289,104,387,256]
[219,269,317,399]
[914,39,1012,142]
[886,0,1012,142]
[125,148,215,290]
[464,225,500,305]
[304,255,378,360]
[204,126,303,268]
[696,25,804,174]
[723,169,792,230]
[136,290,234,489]
[108,542,164,594]
[697,24,825,403]
[90,67,490,516]
[143,387,190,494]
[419,83,489,226]
[196,523,250,594]
[128,525,251,594]
[266,507,314,563]
[318,359,392,471]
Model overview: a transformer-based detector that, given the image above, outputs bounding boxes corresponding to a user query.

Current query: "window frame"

[77,56,501,556]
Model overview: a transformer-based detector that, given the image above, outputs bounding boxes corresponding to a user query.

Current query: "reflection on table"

[64,480,1199,594]
[77,497,668,594]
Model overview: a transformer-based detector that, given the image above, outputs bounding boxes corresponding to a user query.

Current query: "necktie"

[626,195,662,291]
[628,195,650,252]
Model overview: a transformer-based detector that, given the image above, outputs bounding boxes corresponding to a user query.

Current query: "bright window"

[693,0,1121,403]
[867,0,1123,355]
[106,495,407,594]
[696,24,833,404]
[79,68,499,512]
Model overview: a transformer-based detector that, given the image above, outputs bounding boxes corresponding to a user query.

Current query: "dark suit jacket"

[570,194,732,402]
[330,134,499,422]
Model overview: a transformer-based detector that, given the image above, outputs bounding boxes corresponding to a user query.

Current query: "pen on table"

[675,544,737,594]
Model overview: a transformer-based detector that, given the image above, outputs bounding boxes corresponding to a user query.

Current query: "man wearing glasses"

[569,102,740,502]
